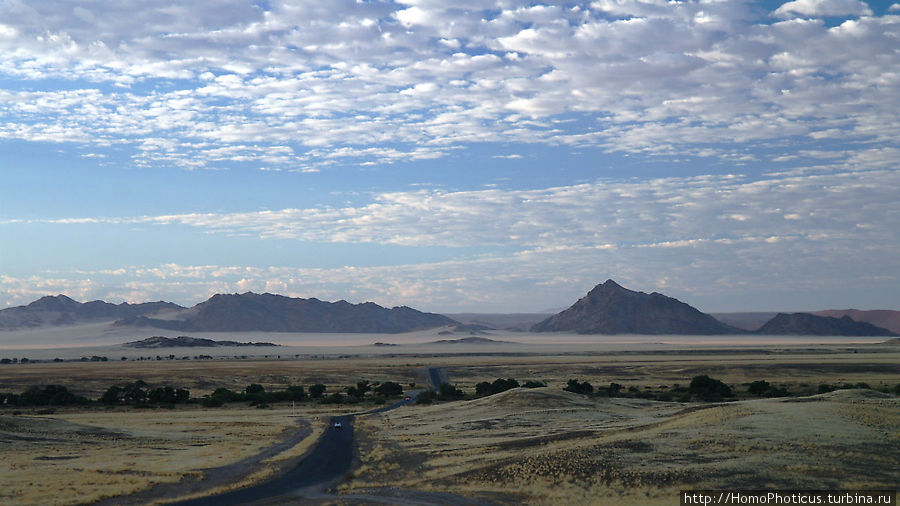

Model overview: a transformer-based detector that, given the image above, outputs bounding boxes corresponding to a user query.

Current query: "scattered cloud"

[0,1,896,169]
[4,161,898,311]
[773,0,873,18]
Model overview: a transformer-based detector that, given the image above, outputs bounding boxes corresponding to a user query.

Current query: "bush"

[818,383,836,394]
[374,381,404,397]
[201,397,224,407]
[100,386,122,404]
[748,380,771,396]
[563,379,593,395]
[475,378,519,397]
[309,384,326,399]
[689,375,733,401]
[438,383,464,400]
[321,392,345,404]
[522,380,546,388]
[15,385,90,407]
[210,387,242,403]
[273,385,307,402]
[416,390,436,404]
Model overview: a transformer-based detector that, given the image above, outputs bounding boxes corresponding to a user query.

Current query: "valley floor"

[0,342,897,504]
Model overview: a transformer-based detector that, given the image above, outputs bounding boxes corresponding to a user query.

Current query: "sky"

[1,0,899,314]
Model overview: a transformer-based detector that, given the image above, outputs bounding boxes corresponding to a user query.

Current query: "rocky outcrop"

[531,280,743,335]
[755,313,897,336]
[123,336,278,348]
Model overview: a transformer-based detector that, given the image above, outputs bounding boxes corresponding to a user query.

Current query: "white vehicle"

[333,421,342,429]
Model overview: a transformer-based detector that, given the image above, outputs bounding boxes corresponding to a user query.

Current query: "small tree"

[374,381,403,397]
[438,383,464,400]
[309,384,326,399]
[689,375,732,401]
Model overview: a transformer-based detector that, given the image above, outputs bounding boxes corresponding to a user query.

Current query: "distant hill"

[426,336,512,345]
[0,295,183,330]
[756,313,897,336]
[114,292,457,333]
[812,309,900,334]
[709,312,778,332]
[443,313,553,332]
[123,336,278,348]
[531,280,744,335]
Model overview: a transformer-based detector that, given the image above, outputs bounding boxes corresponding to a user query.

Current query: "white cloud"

[0,1,896,169]
[4,159,899,310]
[773,0,873,18]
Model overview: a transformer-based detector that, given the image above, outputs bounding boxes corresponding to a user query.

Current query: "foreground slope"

[531,280,742,335]
[353,388,899,505]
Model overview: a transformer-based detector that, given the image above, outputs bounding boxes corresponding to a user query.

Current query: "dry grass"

[346,388,900,504]
[0,404,352,505]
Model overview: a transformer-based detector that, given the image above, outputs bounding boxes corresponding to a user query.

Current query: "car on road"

[333,421,342,429]
[404,396,411,401]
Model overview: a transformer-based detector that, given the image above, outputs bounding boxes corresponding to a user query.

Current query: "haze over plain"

[1,0,898,314]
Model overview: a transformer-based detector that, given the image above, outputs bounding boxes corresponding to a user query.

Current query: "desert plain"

[1,329,898,505]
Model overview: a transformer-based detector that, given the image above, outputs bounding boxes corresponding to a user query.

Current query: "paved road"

[170,368,448,505]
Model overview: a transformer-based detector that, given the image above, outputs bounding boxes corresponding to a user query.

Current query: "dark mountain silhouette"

[123,336,278,348]
[0,295,183,330]
[812,309,900,334]
[114,292,457,333]
[756,313,897,336]
[709,312,778,331]
[531,280,744,335]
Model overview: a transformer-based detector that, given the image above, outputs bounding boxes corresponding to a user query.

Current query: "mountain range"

[0,295,182,330]
[0,293,456,334]
[530,280,897,336]
[1,284,897,336]
[531,280,742,335]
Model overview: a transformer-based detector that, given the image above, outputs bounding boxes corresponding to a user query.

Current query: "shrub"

[321,392,345,404]
[818,384,836,394]
[416,390,436,404]
[375,381,404,397]
[522,380,546,388]
[438,383,464,400]
[475,378,519,397]
[16,385,89,406]
[201,397,224,408]
[748,380,771,396]
[273,385,307,402]
[689,375,733,401]
[564,379,593,395]
[211,387,241,402]
[309,384,326,399]
[100,386,122,404]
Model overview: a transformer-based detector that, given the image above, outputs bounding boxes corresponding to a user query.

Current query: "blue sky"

[1,0,899,313]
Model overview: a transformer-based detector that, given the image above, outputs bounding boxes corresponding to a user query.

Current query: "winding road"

[168,367,445,505]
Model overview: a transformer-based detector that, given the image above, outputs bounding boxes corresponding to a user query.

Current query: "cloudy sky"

[1,0,898,313]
